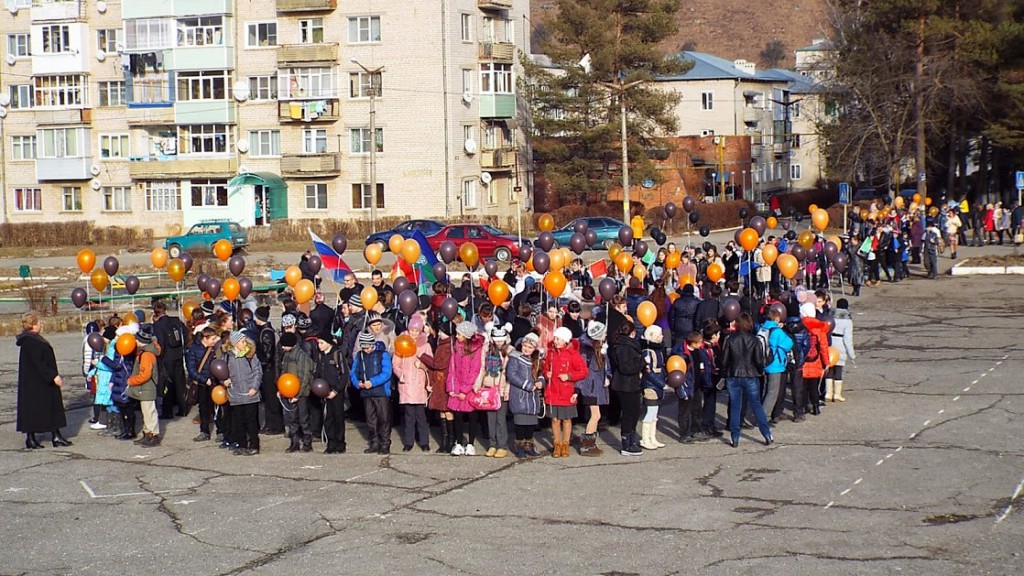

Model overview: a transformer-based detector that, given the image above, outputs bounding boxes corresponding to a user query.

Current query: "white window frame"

[190,179,228,208]
[460,13,472,42]
[279,67,336,99]
[11,135,36,160]
[299,18,324,44]
[124,18,173,51]
[248,75,278,100]
[790,164,802,181]
[102,186,132,212]
[503,19,515,44]
[701,91,714,111]
[245,21,277,48]
[463,124,475,146]
[302,128,327,154]
[480,63,513,94]
[462,179,477,209]
[700,129,715,138]
[462,69,473,95]
[39,127,83,158]
[96,29,119,53]
[9,84,33,109]
[350,127,383,155]
[41,24,71,54]
[34,75,85,108]
[178,124,229,156]
[176,70,229,101]
[487,179,497,205]
[305,183,328,210]
[248,130,281,157]
[145,181,181,211]
[176,16,224,47]
[98,81,126,106]
[61,186,83,212]
[99,133,129,160]
[351,183,384,210]
[14,188,42,213]
[348,71,382,99]
[7,33,30,58]
[347,16,381,44]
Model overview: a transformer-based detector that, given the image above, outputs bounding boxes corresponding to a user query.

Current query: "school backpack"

[783,319,809,369]
[756,325,793,368]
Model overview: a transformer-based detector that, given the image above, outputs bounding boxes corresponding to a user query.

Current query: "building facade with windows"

[0,0,529,235]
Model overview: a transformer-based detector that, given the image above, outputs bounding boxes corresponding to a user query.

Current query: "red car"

[426,224,527,262]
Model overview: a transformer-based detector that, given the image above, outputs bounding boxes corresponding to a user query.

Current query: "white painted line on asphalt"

[953,396,960,401]
[854,478,863,485]
[1013,479,1024,501]
[994,505,1013,525]
[255,498,295,512]
[885,453,894,459]
[923,420,931,426]
[979,373,986,379]
[938,409,945,414]
[825,501,834,509]
[840,488,851,496]
[964,387,971,392]
[876,459,884,466]
[994,475,1023,525]
[909,432,917,439]
[895,446,903,452]
[344,468,385,482]
[79,480,183,499]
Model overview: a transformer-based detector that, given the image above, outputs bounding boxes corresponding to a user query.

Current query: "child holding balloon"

[185,327,219,442]
[279,332,315,453]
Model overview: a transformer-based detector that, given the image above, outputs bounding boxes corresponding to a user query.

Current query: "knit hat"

[348,293,363,307]
[644,325,663,342]
[799,302,816,318]
[218,301,234,315]
[553,326,573,343]
[520,332,540,347]
[490,326,509,343]
[456,321,477,339]
[254,306,270,323]
[279,332,298,348]
[296,315,312,330]
[200,301,216,315]
[135,324,155,344]
[407,315,424,332]
[366,311,383,325]
[586,321,607,341]
[281,313,297,328]
[358,331,376,347]
[229,330,246,345]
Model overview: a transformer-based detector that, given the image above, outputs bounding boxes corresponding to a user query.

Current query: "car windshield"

[480,225,504,236]
[228,223,242,234]
[397,222,413,231]
[187,225,205,236]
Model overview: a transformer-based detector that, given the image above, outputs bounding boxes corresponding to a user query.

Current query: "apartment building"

[0,0,529,236]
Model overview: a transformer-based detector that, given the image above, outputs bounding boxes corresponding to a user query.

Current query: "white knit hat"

[553,327,573,343]
[644,325,663,342]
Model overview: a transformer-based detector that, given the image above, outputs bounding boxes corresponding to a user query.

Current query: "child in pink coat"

[393,316,431,451]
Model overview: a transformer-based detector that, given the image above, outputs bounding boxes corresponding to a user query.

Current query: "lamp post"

[597,79,644,224]
[351,58,386,233]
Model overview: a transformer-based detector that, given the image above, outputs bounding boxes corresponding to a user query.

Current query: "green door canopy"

[229,172,287,192]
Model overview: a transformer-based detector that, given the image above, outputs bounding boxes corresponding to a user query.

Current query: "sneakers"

[464,444,476,456]
[450,443,465,456]
[193,432,211,442]
[485,447,497,457]
[90,422,107,430]
[493,448,509,458]
[620,435,642,457]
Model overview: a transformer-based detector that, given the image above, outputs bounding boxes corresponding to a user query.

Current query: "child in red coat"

[543,327,588,458]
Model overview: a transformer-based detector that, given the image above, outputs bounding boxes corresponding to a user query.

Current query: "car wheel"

[602,238,615,249]
[376,239,388,253]
[168,244,182,259]
[495,247,512,262]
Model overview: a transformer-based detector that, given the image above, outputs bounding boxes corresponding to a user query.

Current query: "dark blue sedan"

[365,219,445,251]
[549,217,627,249]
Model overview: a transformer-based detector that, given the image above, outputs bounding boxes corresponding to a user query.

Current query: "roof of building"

[770,69,822,95]
[795,38,834,52]
[658,51,792,83]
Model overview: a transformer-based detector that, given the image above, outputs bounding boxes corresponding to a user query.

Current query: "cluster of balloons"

[727,204,846,281]
[71,249,143,309]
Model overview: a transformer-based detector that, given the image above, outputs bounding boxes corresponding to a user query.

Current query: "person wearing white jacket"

[828,299,856,402]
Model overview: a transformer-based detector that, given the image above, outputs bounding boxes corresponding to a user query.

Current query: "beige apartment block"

[0,0,531,238]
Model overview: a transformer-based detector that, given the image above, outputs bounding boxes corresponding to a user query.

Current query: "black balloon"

[769,302,788,320]
[634,240,649,258]
[210,359,229,381]
[438,241,458,264]
[781,221,791,231]
[585,229,599,247]
[228,255,245,276]
[484,260,499,278]
[748,216,767,237]
[440,297,460,321]
[310,378,331,399]
[393,276,410,295]
[689,211,700,224]
[536,231,555,252]
[124,275,140,295]
[824,316,836,333]
[794,212,804,223]
[665,202,678,219]
[569,233,587,255]
[738,207,750,220]
[179,252,194,273]
[307,255,322,275]
[617,226,633,246]
[700,225,711,237]
[786,230,797,241]
[238,277,253,299]
[598,277,617,301]
[432,262,448,281]
[823,241,839,260]
[832,253,849,272]
[398,290,419,316]
[734,229,744,245]
[103,256,119,276]
[532,251,550,274]
[518,244,533,261]
[573,220,589,235]
[682,196,696,212]
[197,273,211,292]
[87,331,105,353]
[332,234,347,255]
[205,278,221,298]
[666,370,686,389]
[807,245,819,259]
[654,232,667,246]
[722,298,742,322]
[791,244,807,262]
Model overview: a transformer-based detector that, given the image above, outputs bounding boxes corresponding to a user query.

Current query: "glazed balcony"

[276,0,336,13]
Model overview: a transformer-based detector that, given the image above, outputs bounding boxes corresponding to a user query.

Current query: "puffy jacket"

[446,334,484,411]
[126,343,159,402]
[101,348,133,405]
[392,333,431,404]
[669,294,700,339]
[831,309,856,366]
[760,320,794,374]
[785,317,810,369]
[226,353,262,405]
[542,339,588,406]
[720,332,764,378]
[610,337,645,392]
[349,342,393,397]
[641,344,667,403]
[185,340,214,386]
[801,317,831,380]
[506,351,541,416]
[577,336,610,404]
[280,346,314,397]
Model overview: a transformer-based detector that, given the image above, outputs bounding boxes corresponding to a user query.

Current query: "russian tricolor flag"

[308,229,353,283]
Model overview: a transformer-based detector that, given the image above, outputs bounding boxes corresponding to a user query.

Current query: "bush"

[0,222,150,248]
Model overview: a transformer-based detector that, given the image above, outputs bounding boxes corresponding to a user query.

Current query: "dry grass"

[0,222,152,250]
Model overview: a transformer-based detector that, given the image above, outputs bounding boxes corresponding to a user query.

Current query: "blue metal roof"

[658,51,792,82]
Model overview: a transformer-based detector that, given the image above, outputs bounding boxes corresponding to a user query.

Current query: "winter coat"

[693,298,721,332]
[542,339,588,406]
[91,339,117,407]
[831,309,856,366]
[577,336,610,405]
[720,332,764,378]
[226,352,262,405]
[280,346,314,398]
[185,339,214,387]
[669,294,701,340]
[314,347,345,394]
[801,317,831,380]
[349,341,393,398]
[505,351,541,416]
[641,343,667,403]
[103,352,134,406]
[761,320,794,375]
[127,343,160,402]
[446,334,484,412]
[16,331,66,433]
[420,335,452,412]
[610,337,645,393]
[754,249,772,282]
[392,333,430,404]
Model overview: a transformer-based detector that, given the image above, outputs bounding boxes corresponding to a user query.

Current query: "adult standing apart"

[720,313,773,447]
[610,321,645,456]
[152,301,187,419]
[828,299,856,402]
[16,312,72,449]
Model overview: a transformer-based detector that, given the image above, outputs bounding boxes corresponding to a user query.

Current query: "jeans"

[924,250,938,277]
[364,396,393,449]
[726,377,771,444]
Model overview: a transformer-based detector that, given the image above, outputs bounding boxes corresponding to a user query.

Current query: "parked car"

[549,217,628,250]
[853,187,888,202]
[426,224,528,262]
[165,220,248,258]
[365,219,445,251]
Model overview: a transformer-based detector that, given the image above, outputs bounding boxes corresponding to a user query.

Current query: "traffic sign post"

[1016,171,1023,207]
[838,182,850,236]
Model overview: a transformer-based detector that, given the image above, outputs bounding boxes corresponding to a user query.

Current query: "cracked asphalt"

[1,262,1023,575]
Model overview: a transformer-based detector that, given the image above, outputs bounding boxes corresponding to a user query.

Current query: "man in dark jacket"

[669,284,700,344]
[316,334,347,454]
[694,283,723,331]
[254,307,283,434]
[609,321,645,456]
[309,291,334,337]
[152,301,187,418]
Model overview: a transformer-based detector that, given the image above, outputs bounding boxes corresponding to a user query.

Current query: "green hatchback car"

[165,220,248,258]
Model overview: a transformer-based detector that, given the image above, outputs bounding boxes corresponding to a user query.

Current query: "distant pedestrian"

[16,312,72,450]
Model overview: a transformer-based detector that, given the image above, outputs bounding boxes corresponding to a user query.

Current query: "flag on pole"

[392,230,438,294]
[308,229,353,283]
[588,258,608,279]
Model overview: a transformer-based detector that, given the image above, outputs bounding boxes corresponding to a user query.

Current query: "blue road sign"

[838,182,850,205]
[1016,171,1024,190]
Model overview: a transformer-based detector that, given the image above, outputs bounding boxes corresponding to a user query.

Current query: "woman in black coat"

[610,321,645,457]
[16,312,73,449]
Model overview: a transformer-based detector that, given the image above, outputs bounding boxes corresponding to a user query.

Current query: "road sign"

[1016,171,1024,190]
[838,182,850,205]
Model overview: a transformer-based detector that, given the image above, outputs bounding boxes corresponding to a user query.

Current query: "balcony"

[129,156,238,180]
[126,105,175,126]
[478,42,515,62]
[174,100,236,124]
[278,100,339,122]
[122,0,232,19]
[32,50,89,75]
[480,148,515,171]
[34,108,91,126]
[478,94,516,118]
[278,43,339,66]
[773,142,785,155]
[280,153,341,178]
[36,156,92,181]
[277,0,336,12]
[164,45,234,71]
[31,0,84,22]
[477,0,513,10]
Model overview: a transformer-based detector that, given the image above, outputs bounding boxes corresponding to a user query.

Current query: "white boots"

[825,379,834,402]
[833,380,846,402]
[639,420,667,450]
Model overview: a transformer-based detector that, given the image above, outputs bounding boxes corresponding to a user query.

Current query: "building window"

[303,129,327,154]
[462,179,477,209]
[351,183,384,210]
[248,75,278,100]
[463,125,475,146]
[125,18,173,51]
[350,128,383,154]
[701,91,714,111]
[349,71,382,98]
[190,179,228,207]
[504,19,515,43]
[176,70,229,101]
[791,102,801,119]
[791,134,801,149]
[248,130,280,157]
[34,75,85,108]
[99,134,129,159]
[177,16,224,47]
[348,16,381,44]
[9,85,33,109]
[7,34,29,58]
[279,67,335,99]
[480,63,513,94]
[246,22,277,47]
[487,180,497,205]
[39,128,83,158]
[460,13,472,42]
[98,81,126,106]
[14,188,42,212]
[299,18,324,43]
[305,183,328,210]
[12,135,36,160]
[700,129,715,138]
[790,164,802,181]
[61,187,83,212]
[145,181,181,211]
[97,29,120,53]
[178,125,228,155]
[41,25,71,54]
[102,186,132,212]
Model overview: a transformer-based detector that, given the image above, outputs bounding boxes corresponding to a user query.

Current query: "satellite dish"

[233,83,250,102]
[8,4,18,14]
[90,164,101,176]
[0,108,7,119]
[5,54,16,66]
[0,93,10,106]
[96,1,107,13]
[96,50,106,62]
[480,172,492,185]
[462,91,473,104]
[236,140,249,153]
[464,139,477,155]
[91,179,102,191]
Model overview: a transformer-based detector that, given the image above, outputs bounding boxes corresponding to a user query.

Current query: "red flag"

[589,259,608,279]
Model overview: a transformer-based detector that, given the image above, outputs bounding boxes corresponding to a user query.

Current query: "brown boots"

[550,441,571,458]
[579,433,603,457]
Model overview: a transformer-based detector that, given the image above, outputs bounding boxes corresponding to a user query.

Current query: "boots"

[580,433,603,457]
[651,419,666,448]
[286,435,301,453]
[436,420,452,454]
[301,435,313,452]
[24,433,43,450]
[118,411,137,440]
[639,421,658,450]
[101,413,121,437]
[620,434,642,456]
[523,440,541,459]
[833,381,846,402]
[825,379,834,402]
[51,429,73,447]
[512,440,527,459]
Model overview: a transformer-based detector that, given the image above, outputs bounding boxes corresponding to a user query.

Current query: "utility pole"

[351,58,386,233]
[914,12,928,204]
[598,79,644,223]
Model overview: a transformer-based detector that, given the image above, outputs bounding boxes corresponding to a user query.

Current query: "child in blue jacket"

[350,332,394,454]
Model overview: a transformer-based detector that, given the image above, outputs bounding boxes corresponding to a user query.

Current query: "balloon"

[669,292,679,303]
[439,241,458,264]
[722,298,742,322]
[519,244,533,261]
[911,193,922,204]
[210,359,229,381]
[205,278,221,299]
[632,263,648,280]
[924,197,932,206]
[707,263,724,283]
[786,230,797,241]
[211,385,228,405]
[607,243,623,261]
[238,277,253,299]
[739,228,759,251]
[794,212,804,223]
[828,346,840,367]
[666,355,686,373]
[636,301,657,327]
[90,269,109,292]
[307,254,322,275]
[102,256,119,276]
[808,204,819,214]
[167,258,186,283]
[769,302,788,320]
[748,216,767,237]
[364,243,382,266]
[543,271,567,297]
[459,242,479,268]
[807,244,819,260]
[824,315,836,334]
[197,273,211,293]
[680,274,695,287]
[440,297,460,321]
[894,196,905,209]
[828,236,843,251]
[569,233,587,254]
[585,229,599,247]
[332,234,348,255]
[532,251,550,274]
[762,244,779,266]
[689,211,700,224]
[228,255,246,276]
[614,251,633,273]
[222,277,240,301]
[617,226,633,246]
[777,253,799,279]
[86,331,105,353]
[665,202,678,218]
[699,225,710,237]
[401,239,422,265]
[149,248,167,270]
[213,239,233,262]
[388,234,404,254]
[781,220,791,231]
[734,229,744,245]
[311,378,331,399]
[284,265,302,287]
[432,262,448,280]
[573,219,589,234]
[487,279,510,306]
[115,333,136,356]
[359,285,378,310]
[666,370,687,389]
[536,231,556,252]
[77,249,97,274]
[738,207,750,219]
[398,290,419,316]
[277,373,301,399]
[597,278,617,302]
[549,249,566,272]
[182,301,198,321]
[832,253,849,272]
[179,252,194,273]
[767,216,778,229]
[634,240,649,258]
[71,287,88,308]
[823,241,839,260]
[393,276,411,295]
[682,196,696,212]
[928,206,939,217]
[665,252,681,270]
[798,230,815,250]
[538,213,555,232]
[791,244,807,262]
[812,209,830,231]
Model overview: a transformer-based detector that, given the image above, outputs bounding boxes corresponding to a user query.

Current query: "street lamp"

[351,58,386,233]
[597,79,644,224]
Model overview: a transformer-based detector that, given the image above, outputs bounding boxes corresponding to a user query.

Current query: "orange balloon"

[560,247,572,264]
[706,262,724,283]
[912,193,922,204]
[924,196,932,206]
[401,239,422,265]
[680,274,695,287]
[182,301,198,321]
[543,271,567,296]
[90,269,109,292]
[211,385,228,405]
[388,234,404,254]
[798,230,815,250]
[364,243,383,266]
[827,236,843,251]
[222,277,240,301]
[766,216,778,229]
[666,355,687,373]
[894,196,905,209]
[636,301,657,327]
[776,253,799,279]
[828,346,840,367]
[538,213,555,232]
[284,265,302,287]
[608,243,623,260]
[149,248,167,270]
[808,204,819,214]
[860,208,870,220]
[761,244,779,266]
[460,242,479,268]
[124,314,139,326]
[928,206,939,217]
[294,279,315,304]
[549,249,566,272]
[213,239,233,262]
[665,252,680,270]
[488,279,510,306]
[77,249,97,274]
[614,251,633,273]
[739,228,759,251]
[360,285,378,310]
[115,333,136,356]
[394,334,417,358]
[632,263,647,280]
[669,292,679,303]
[812,209,830,231]
[167,258,186,282]
[277,373,300,399]
[524,253,535,272]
